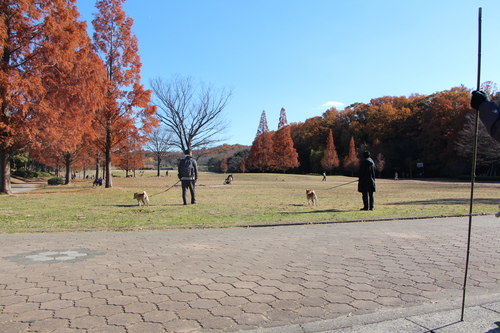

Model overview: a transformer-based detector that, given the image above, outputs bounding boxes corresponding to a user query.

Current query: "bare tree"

[144,127,173,176]
[150,75,233,152]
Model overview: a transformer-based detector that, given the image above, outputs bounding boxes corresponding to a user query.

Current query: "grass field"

[1,171,499,233]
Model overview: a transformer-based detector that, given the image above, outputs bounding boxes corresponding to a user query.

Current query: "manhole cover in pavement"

[4,249,103,265]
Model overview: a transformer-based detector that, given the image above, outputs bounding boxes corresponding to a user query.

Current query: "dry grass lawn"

[1,171,499,233]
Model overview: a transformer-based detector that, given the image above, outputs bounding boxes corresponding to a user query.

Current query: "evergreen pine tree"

[278,107,288,129]
[256,110,270,136]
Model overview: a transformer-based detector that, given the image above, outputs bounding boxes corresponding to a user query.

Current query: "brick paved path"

[1,215,500,332]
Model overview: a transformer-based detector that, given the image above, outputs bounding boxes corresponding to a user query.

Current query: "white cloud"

[320,101,345,109]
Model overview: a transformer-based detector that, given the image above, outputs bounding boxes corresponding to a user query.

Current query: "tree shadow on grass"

[387,198,499,206]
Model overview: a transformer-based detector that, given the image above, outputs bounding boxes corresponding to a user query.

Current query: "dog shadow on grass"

[284,204,346,214]
[114,204,185,207]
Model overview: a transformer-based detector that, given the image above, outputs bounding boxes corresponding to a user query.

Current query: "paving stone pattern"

[1,216,500,332]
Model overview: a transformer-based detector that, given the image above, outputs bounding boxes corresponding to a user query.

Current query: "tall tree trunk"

[105,128,113,188]
[0,148,12,195]
[105,151,112,188]
[157,157,161,177]
[64,153,71,185]
[95,158,100,180]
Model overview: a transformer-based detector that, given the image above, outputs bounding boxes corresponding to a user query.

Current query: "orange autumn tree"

[321,129,340,174]
[247,135,265,171]
[248,110,275,172]
[220,155,228,173]
[239,158,246,173]
[0,0,98,194]
[273,125,299,172]
[417,87,470,174]
[343,137,359,176]
[273,108,299,172]
[34,41,107,185]
[115,136,145,177]
[91,0,157,188]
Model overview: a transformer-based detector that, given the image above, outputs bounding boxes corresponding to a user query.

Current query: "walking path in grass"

[11,181,45,194]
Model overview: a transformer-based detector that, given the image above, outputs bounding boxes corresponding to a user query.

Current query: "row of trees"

[246,108,300,172]
[244,85,500,177]
[4,2,499,186]
[0,0,157,194]
[1,1,233,193]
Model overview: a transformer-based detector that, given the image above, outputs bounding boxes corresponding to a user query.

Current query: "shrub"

[13,169,38,178]
[47,177,64,186]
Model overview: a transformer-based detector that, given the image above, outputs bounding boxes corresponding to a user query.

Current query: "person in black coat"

[471,90,500,142]
[358,151,376,211]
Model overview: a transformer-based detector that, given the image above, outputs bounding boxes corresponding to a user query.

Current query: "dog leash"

[326,179,357,190]
[149,180,181,197]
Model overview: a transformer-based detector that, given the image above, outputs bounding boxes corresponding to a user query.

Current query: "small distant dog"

[133,191,149,207]
[306,189,317,206]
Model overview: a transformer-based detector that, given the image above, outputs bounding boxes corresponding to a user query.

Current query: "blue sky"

[75,0,500,147]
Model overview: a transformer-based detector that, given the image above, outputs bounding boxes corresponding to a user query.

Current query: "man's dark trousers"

[362,191,374,210]
[181,180,196,205]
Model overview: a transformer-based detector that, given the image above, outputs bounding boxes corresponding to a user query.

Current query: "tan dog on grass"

[306,189,317,206]
[133,191,149,207]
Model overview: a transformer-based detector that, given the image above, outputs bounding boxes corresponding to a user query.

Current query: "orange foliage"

[343,137,359,176]
[273,125,299,172]
[0,0,106,193]
[115,143,145,177]
[239,158,247,173]
[321,129,340,173]
[220,155,228,173]
[247,131,275,172]
[91,0,157,188]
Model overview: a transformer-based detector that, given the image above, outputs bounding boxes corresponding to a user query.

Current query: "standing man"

[358,151,376,211]
[178,149,198,205]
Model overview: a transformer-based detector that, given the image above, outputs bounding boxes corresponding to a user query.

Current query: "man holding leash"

[178,149,198,205]
[358,151,376,211]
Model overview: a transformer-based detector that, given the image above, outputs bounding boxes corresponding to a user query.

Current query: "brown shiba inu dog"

[133,191,149,207]
[306,189,317,206]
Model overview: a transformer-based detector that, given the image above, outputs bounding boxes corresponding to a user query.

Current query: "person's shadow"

[485,322,500,333]
[435,321,500,333]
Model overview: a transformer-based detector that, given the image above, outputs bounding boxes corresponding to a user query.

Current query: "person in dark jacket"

[471,90,500,142]
[358,151,376,211]
[178,149,198,205]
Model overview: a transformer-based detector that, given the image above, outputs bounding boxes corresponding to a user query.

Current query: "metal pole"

[461,7,482,322]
